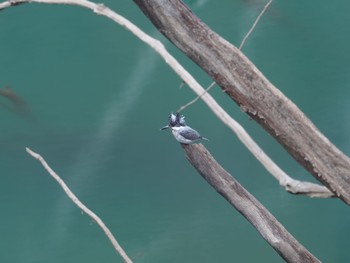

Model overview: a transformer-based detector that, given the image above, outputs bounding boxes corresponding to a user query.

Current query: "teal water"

[1,0,350,262]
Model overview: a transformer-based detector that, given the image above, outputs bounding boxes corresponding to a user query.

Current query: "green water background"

[1,0,350,262]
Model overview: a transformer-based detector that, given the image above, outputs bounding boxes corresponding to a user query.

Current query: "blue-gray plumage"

[161,112,208,144]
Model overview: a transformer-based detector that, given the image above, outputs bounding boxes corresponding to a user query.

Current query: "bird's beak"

[160,125,169,131]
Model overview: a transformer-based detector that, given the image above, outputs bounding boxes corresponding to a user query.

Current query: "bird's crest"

[168,113,177,127]
[175,112,186,126]
[168,112,186,127]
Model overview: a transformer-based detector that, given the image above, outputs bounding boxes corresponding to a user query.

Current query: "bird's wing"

[179,127,201,140]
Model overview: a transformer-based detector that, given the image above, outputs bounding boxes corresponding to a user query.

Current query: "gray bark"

[182,143,320,263]
[133,0,350,205]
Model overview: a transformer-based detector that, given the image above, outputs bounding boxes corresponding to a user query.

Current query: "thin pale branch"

[0,0,333,198]
[177,81,216,112]
[239,0,273,50]
[25,147,133,263]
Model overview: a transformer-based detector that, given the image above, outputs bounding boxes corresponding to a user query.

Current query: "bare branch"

[133,0,350,204]
[0,0,333,198]
[177,0,273,112]
[177,81,216,112]
[171,0,333,198]
[181,143,320,263]
[173,0,333,200]
[239,0,273,50]
[25,147,133,263]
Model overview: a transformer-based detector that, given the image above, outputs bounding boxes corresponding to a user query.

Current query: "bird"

[160,113,208,144]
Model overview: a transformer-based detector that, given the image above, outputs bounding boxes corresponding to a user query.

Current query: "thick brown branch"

[181,143,320,263]
[133,0,350,204]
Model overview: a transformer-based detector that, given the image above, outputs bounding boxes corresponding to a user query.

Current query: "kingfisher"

[160,113,208,144]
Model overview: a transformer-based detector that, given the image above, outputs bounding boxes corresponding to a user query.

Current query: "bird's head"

[160,112,186,130]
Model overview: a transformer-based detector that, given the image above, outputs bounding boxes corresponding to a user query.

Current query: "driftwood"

[182,143,320,263]
[133,0,350,205]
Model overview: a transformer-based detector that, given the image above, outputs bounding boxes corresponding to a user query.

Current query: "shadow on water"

[0,86,33,120]
[0,86,58,135]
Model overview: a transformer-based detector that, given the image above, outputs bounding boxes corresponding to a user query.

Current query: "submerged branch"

[25,147,133,263]
[0,86,33,119]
